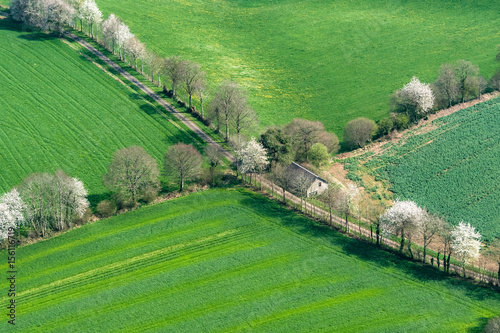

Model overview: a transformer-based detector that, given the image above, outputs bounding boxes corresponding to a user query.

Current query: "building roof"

[288,162,328,184]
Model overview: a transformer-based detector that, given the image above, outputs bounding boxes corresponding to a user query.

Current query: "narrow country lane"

[66,32,498,285]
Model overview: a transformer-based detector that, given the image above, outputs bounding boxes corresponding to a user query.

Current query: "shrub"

[392,114,410,130]
[97,200,117,218]
[377,117,394,137]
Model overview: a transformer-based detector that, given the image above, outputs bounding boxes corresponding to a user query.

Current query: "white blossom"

[399,76,435,115]
[451,221,481,275]
[116,21,132,61]
[0,189,27,240]
[80,0,101,38]
[380,199,425,252]
[240,137,269,174]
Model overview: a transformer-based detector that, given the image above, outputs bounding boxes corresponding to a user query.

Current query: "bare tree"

[417,212,444,263]
[487,239,500,280]
[211,81,248,141]
[183,61,205,108]
[319,184,341,225]
[151,55,164,87]
[455,60,479,103]
[164,143,202,191]
[164,56,187,96]
[335,184,360,234]
[284,118,325,160]
[232,103,258,135]
[434,64,459,108]
[103,146,160,205]
[343,117,376,149]
[292,170,310,211]
[271,163,293,203]
[205,145,223,186]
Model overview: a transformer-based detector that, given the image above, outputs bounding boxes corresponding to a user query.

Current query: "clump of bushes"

[97,200,117,218]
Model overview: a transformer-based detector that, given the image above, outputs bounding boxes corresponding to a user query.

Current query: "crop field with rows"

[1,189,499,332]
[355,96,500,240]
[0,16,195,196]
[94,0,500,137]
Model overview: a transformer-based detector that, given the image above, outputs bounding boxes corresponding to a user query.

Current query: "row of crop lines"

[0,23,192,194]
[4,190,500,331]
[0,196,252,291]
[15,196,242,267]
[382,100,500,239]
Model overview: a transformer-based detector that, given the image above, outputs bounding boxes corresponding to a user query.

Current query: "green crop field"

[1,189,499,332]
[356,96,500,240]
[93,0,499,136]
[0,17,196,196]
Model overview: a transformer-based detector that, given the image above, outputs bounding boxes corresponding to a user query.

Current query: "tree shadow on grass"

[239,192,500,313]
[0,15,58,41]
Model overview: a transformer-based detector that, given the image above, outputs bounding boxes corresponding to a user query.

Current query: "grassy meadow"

[0,16,196,196]
[94,0,500,136]
[1,189,499,332]
[359,96,500,240]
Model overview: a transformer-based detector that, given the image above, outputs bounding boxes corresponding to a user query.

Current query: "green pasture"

[1,189,499,332]
[94,0,499,136]
[359,96,500,240]
[0,17,195,196]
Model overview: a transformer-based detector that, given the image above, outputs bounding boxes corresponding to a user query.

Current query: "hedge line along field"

[356,96,500,240]
[94,0,499,136]
[1,189,499,332]
[0,17,195,195]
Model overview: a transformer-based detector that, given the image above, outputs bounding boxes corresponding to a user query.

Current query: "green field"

[2,189,499,332]
[357,96,500,240]
[94,0,499,136]
[0,17,195,195]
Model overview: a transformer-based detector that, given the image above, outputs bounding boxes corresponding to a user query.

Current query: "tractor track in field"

[66,32,498,286]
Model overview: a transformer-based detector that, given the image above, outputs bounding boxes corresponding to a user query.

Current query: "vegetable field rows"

[1,189,499,332]
[365,97,500,240]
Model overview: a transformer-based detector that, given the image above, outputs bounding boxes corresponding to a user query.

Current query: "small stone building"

[288,162,328,197]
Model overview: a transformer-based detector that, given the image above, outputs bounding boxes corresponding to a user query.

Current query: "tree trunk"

[135,58,137,70]
[158,74,161,87]
[225,118,229,142]
[172,83,176,96]
[282,189,285,203]
[189,94,192,108]
[497,261,500,280]
[446,254,451,274]
[112,41,115,55]
[329,207,332,225]
[400,232,405,253]
[437,252,440,269]
[80,19,82,32]
[200,93,204,118]
[345,215,349,233]
[376,223,380,246]
[423,246,427,263]
[180,177,184,191]
[141,61,144,74]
